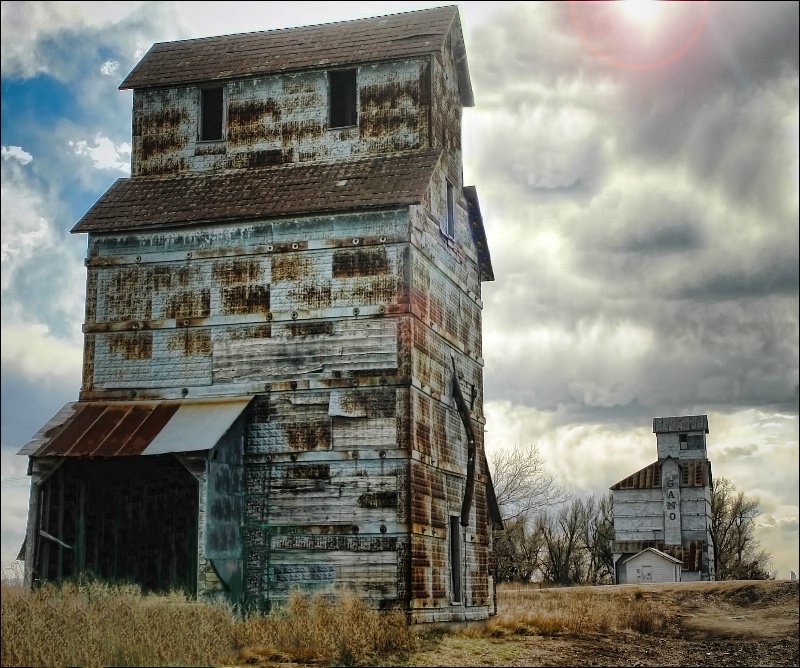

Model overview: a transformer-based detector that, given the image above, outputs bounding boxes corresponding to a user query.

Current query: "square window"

[199,88,224,141]
[329,69,357,128]
[679,434,688,450]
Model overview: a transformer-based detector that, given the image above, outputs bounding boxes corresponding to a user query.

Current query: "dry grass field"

[408,580,799,667]
[2,573,797,667]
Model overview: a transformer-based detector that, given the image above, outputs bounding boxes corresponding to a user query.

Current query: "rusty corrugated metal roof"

[72,149,440,233]
[119,6,473,106]
[17,397,252,458]
[610,459,709,490]
[653,415,709,434]
[610,461,662,490]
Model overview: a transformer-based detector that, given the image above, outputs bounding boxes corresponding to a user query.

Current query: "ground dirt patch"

[402,580,799,667]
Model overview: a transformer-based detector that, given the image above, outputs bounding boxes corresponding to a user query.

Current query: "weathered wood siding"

[131,59,431,176]
[656,430,708,460]
[430,33,463,187]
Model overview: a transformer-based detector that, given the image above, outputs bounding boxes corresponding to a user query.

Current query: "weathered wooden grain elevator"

[18,5,502,622]
[610,415,715,583]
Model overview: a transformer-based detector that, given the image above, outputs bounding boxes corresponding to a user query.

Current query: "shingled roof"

[120,5,474,106]
[72,150,440,233]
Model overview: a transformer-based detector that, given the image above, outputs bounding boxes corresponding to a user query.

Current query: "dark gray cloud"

[468,0,798,428]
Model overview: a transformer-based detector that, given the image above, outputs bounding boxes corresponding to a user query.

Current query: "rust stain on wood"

[283,421,331,450]
[287,321,334,336]
[227,98,280,145]
[167,330,212,356]
[332,247,390,277]
[285,463,331,479]
[229,324,272,340]
[163,289,211,319]
[221,285,270,315]
[357,491,398,508]
[109,332,153,360]
[272,255,312,282]
[288,282,332,310]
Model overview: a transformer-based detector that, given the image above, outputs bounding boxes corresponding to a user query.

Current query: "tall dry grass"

[2,569,669,668]
[488,584,670,637]
[231,590,418,666]
[1,573,417,668]
[1,575,232,668]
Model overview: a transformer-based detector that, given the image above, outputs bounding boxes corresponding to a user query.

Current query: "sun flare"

[619,0,664,28]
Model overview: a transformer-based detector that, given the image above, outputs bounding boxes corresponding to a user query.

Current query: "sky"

[1,1,798,578]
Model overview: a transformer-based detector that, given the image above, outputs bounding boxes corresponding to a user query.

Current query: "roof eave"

[462,185,494,282]
[70,201,421,235]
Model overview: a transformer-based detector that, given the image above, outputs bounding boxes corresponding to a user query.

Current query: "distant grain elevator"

[610,415,715,583]
[18,6,502,622]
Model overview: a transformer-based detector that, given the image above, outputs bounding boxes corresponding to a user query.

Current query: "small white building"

[620,548,682,584]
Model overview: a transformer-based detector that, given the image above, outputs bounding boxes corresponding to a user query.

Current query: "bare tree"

[580,493,615,585]
[488,443,571,522]
[711,476,773,580]
[538,499,587,585]
[493,515,544,583]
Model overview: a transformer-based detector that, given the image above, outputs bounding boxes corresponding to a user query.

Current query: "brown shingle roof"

[71,150,440,233]
[120,5,473,105]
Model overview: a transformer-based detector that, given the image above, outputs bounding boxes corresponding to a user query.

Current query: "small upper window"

[445,180,456,238]
[688,434,704,450]
[329,69,357,128]
[679,434,688,450]
[199,87,224,141]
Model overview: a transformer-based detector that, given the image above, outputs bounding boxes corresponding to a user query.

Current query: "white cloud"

[100,59,119,76]
[0,160,50,291]
[69,135,131,173]
[1,145,33,165]
[0,447,32,570]
[0,1,149,78]
[0,322,83,386]
[1,140,86,342]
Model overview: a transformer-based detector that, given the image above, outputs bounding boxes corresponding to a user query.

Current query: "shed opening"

[32,456,198,594]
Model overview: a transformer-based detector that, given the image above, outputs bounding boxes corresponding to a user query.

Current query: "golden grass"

[229,590,418,667]
[2,570,685,668]
[1,575,417,668]
[1,577,233,668]
[487,585,670,637]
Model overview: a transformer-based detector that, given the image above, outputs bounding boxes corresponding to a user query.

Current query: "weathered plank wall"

[132,59,430,176]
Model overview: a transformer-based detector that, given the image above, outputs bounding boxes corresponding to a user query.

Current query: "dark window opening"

[445,181,456,238]
[200,88,224,141]
[450,516,462,603]
[688,434,704,450]
[329,69,357,128]
[679,433,688,450]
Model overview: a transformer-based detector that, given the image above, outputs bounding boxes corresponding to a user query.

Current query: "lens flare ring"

[569,0,710,71]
